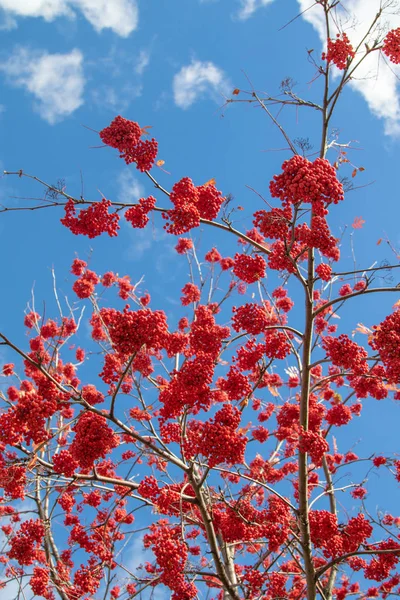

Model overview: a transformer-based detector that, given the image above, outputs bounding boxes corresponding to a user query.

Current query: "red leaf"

[352,216,365,229]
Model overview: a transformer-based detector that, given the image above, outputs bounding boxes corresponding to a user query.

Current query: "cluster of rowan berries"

[61,198,120,238]
[163,177,225,234]
[383,28,400,64]
[100,115,158,171]
[370,309,400,383]
[125,195,156,228]
[322,33,355,70]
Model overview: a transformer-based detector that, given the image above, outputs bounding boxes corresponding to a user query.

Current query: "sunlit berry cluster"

[322,33,355,70]
[100,115,158,171]
[125,195,156,228]
[383,28,400,64]
[163,177,224,234]
[232,252,267,283]
[269,156,344,207]
[61,198,120,238]
[371,308,400,383]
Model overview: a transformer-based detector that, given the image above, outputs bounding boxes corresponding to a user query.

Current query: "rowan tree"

[1,1,400,599]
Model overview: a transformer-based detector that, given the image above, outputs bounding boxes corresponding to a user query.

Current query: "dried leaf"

[358,166,365,172]
[352,168,358,178]
[203,178,216,186]
[140,125,153,137]
[238,424,251,435]
[377,238,382,245]
[27,455,38,471]
[352,216,365,229]
[393,299,400,309]
[239,397,249,409]
[268,386,279,397]
[232,88,240,96]
[352,323,372,336]
[156,159,165,167]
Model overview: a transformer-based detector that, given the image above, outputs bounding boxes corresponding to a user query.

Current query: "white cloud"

[135,49,150,75]
[0,47,85,124]
[117,170,144,204]
[91,83,142,113]
[173,60,231,109]
[235,0,275,20]
[295,0,400,136]
[0,0,138,37]
[0,8,17,30]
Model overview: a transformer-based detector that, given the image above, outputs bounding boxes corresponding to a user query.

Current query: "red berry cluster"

[159,352,215,419]
[322,33,355,70]
[188,305,230,358]
[316,263,332,282]
[364,539,400,581]
[72,265,100,299]
[30,566,52,599]
[100,115,158,171]
[296,216,340,261]
[143,521,197,599]
[325,403,352,427]
[163,177,224,234]
[298,430,329,466]
[53,450,79,477]
[232,302,278,335]
[253,206,292,240]
[267,240,306,273]
[8,519,45,565]
[186,404,247,467]
[205,247,222,262]
[212,495,290,552]
[100,115,141,150]
[265,330,292,359]
[233,253,266,283]
[125,196,156,228]
[124,138,158,171]
[383,28,400,64]
[61,198,119,239]
[180,282,201,306]
[234,339,265,371]
[323,334,368,374]
[175,237,193,254]
[272,286,294,312]
[270,156,344,207]
[370,309,400,383]
[217,367,252,400]
[70,411,119,469]
[2,363,14,376]
[309,510,372,559]
[96,305,169,357]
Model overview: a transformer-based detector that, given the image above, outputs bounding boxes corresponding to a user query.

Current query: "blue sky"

[1,0,400,595]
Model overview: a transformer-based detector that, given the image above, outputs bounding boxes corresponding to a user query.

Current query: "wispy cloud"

[117,170,145,204]
[88,47,149,113]
[91,83,142,113]
[0,8,17,30]
[173,60,231,109]
[135,49,151,75]
[235,0,275,20]
[0,0,138,37]
[0,47,85,124]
